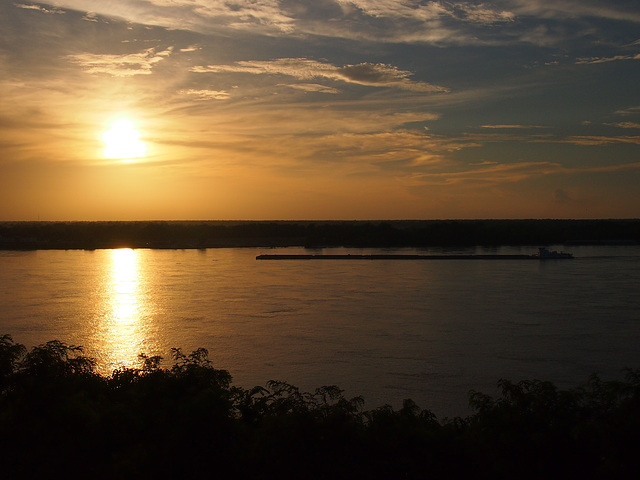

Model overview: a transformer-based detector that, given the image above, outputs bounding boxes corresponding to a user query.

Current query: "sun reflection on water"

[100,248,150,373]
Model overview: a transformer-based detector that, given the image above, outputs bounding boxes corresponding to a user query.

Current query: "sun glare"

[102,118,147,160]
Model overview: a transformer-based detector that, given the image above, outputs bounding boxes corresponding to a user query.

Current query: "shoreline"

[1,219,638,250]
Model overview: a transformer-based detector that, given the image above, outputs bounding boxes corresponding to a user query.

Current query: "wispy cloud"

[401,159,640,187]
[28,0,640,47]
[128,0,297,34]
[562,136,640,146]
[82,12,98,22]
[66,47,174,76]
[605,122,640,129]
[192,58,449,92]
[168,102,442,137]
[178,89,230,100]
[337,0,515,24]
[480,124,549,129]
[507,0,640,22]
[615,106,640,115]
[400,161,563,187]
[15,3,65,14]
[576,53,640,64]
[280,83,341,94]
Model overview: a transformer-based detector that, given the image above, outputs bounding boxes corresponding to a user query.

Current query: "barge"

[256,248,573,261]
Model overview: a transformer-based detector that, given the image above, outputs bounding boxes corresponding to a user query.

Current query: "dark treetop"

[2,334,640,480]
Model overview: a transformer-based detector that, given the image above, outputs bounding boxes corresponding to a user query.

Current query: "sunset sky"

[1,0,639,220]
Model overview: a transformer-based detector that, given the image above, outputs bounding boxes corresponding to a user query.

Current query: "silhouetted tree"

[2,334,640,479]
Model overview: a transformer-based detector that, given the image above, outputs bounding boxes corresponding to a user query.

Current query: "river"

[1,245,639,418]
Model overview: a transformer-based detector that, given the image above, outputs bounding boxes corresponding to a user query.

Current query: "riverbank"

[1,219,638,250]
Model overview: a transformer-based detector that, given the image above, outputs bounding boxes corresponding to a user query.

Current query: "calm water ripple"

[1,245,639,417]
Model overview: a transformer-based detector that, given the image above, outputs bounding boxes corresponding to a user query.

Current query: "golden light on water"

[112,248,138,321]
[101,248,148,372]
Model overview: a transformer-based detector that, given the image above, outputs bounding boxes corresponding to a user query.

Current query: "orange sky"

[1,1,639,220]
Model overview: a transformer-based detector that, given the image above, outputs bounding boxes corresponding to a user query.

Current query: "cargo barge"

[256,248,573,261]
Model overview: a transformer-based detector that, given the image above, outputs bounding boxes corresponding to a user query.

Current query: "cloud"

[337,1,515,24]
[462,131,640,147]
[142,0,518,34]
[192,58,450,92]
[280,83,341,94]
[15,3,65,14]
[480,124,548,129]
[26,0,640,49]
[291,1,519,45]
[23,0,507,45]
[148,127,464,180]
[576,53,640,64]
[66,47,174,76]
[562,136,640,146]
[615,106,640,115]
[507,0,640,23]
[400,161,563,187]
[339,63,449,92]
[401,159,640,187]
[168,101,442,137]
[605,122,640,129]
[82,12,98,22]
[310,131,463,170]
[178,89,230,100]
[126,0,297,33]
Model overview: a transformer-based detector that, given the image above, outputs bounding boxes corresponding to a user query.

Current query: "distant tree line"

[2,334,640,479]
[0,219,639,249]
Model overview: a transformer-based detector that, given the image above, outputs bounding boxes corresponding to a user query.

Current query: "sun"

[102,118,147,160]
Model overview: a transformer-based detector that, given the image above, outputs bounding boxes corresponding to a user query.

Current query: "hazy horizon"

[1,1,639,221]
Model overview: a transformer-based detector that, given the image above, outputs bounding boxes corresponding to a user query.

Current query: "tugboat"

[537,247,573,259]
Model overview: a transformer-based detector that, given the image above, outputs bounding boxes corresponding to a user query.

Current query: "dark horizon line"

[1,218,639,251]
[2,217,640,223]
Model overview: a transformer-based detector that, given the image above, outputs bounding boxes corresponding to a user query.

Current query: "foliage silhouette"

[2,335,640,479]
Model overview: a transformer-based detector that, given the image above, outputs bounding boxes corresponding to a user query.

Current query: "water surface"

[1,245,639,417]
